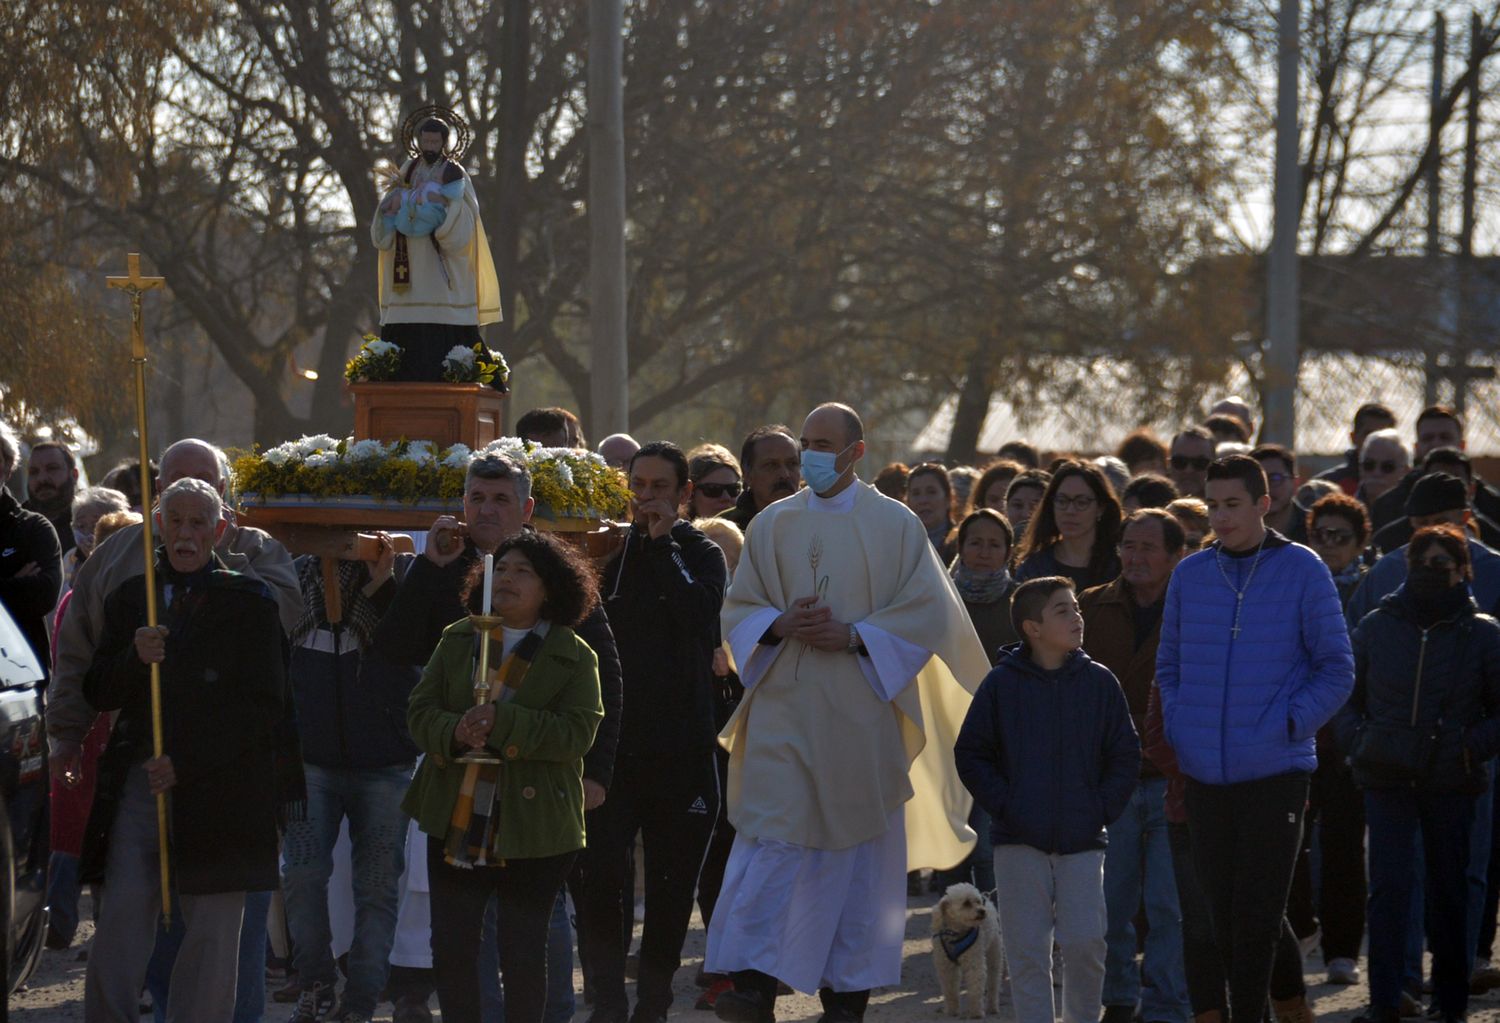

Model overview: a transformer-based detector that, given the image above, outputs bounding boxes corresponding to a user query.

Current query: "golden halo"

[400,103,472,161]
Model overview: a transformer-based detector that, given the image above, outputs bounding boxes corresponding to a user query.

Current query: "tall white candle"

[482,552,494,616]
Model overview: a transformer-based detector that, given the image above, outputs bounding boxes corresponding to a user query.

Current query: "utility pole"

[1425,13,1446,408]
[1264,0,1300,447]
[588,0,628,437]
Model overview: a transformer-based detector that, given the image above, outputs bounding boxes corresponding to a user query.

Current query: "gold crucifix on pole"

[105,253,174,925]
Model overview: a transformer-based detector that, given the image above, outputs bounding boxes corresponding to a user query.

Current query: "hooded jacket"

[954,644,1140,854]
[1334,585,1500,793]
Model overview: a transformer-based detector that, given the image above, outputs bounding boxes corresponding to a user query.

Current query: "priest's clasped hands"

[773,595,852,652]
[455,703,496,751]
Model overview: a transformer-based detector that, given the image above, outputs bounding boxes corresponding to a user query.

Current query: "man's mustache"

[771,480,796,494]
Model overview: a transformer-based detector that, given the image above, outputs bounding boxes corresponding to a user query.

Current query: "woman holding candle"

[404,531,603,1023]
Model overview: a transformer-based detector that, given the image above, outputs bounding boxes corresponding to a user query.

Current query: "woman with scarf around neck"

[1334,525,1500,1023]
[934,508,1019,894]
[403,530,602,1023]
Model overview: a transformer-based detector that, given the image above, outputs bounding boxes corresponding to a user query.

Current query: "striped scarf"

[442,624,547,867]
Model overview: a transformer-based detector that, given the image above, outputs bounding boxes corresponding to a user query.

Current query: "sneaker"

[1297,927,1322,961]
[1471,959,1500,994]
[697,977,735,1011]
[289,982,337,1023]
[274,974,306,1003]
[1101,1007,1137,1023]
[1399,992,1423,1019]
[1328,958,1361,985]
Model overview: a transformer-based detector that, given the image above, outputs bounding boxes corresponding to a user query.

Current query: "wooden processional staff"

[105,253,174,924]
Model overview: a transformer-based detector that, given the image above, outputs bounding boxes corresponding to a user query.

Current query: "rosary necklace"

[1215,531,1268,639]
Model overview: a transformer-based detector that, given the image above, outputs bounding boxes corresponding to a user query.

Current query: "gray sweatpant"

[993,844,1107,1023]
[84,766,246,1023]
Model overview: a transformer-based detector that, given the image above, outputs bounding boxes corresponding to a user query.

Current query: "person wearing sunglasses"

[1334,524,1500,1023]
[1014,461,1123,593]
[1315,402,1397,497]
[685,445,745,520]
[1357,429,1412,510]
[1369,449,1500,559]
[1167,427,1215,499]
[1252,444,1305,544]
[1299,491,1374,988]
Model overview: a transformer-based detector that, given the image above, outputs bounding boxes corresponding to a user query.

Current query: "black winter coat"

[600,521,727,758]
[955,644,1140,854]
[375,537,625,789]
[1335,586,1500,793]
[0,486,61,679]
[80,557,288,894]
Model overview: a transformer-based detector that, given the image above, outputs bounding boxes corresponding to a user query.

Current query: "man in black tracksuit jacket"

[578,442,728,1023]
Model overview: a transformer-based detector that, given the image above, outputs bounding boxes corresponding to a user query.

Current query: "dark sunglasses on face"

[1362,459,1399,474]
[1171,455,1211,471]
[696,481,742,499]
[1420,555,1458,571]
[1310,527,1355,546]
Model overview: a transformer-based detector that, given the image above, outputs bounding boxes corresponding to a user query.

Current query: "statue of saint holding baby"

[370,104,504,385]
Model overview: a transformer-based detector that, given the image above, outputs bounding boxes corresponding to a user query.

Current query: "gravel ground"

[12,893,1500,1022]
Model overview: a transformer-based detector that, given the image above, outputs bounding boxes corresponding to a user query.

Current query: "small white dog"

[931,882,1004,1018]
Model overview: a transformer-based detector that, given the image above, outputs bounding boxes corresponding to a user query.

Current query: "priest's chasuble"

[720,479,991,870]
[371,162,502,327]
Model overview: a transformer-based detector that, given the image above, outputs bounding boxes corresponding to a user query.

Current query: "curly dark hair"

[1308,491,1371,547]
[461,531,600,628]
[1408,523,1472,582]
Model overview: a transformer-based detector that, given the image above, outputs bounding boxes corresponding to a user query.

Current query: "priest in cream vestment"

[705,404,991,1021]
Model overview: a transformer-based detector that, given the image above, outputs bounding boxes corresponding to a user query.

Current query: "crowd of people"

[3,394,1500,1023]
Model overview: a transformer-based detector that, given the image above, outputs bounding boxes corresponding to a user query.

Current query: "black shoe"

[44,923,72,951]
[1102,1007,1137,1023]
[715,990,774,1023]
[587,1009,629,1023]
[817,988,869,1023]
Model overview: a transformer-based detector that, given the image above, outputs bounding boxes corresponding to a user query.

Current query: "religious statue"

[371,104,505,388]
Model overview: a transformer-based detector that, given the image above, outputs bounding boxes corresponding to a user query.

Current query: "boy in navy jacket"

[955,576,1140,1023]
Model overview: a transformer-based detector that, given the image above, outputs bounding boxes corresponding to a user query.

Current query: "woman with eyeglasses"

[684,445,744,520]
[1294,491,1373,988]
[1334,525,1500,1023]
[1014,461,1123,592]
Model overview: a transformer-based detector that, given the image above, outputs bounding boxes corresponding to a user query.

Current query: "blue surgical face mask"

[800,442,855,495]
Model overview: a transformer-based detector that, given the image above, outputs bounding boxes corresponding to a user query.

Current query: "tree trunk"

[495,0,530,349]
[945,345,993,465]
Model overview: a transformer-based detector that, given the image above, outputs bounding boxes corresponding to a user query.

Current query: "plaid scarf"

[292,556,385,650]
[442,623,548,867]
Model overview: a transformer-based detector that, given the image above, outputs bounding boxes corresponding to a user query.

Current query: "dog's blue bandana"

[938,927,979,963]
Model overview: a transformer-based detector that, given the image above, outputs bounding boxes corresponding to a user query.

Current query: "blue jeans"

[146,890,270,1023]
[478,886,575,1023]
[282,763,411,1016]
[1102,778,1189,1023]
[1367,788,1474,1020]
[46,851,84,944]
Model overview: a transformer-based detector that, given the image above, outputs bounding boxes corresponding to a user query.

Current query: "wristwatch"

[847,624,861,654]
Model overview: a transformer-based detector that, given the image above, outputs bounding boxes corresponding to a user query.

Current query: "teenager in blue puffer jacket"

[1156,455,1353,1023]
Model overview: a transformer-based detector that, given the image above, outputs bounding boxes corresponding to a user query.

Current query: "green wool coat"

[403,619,603,860]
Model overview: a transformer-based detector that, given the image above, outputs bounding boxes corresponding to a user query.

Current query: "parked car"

[0,600,48,1003]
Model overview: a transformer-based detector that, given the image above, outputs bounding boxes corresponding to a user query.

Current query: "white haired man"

[80,478,293,1021]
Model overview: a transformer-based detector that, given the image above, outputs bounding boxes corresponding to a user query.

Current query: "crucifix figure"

[105,252,174,923]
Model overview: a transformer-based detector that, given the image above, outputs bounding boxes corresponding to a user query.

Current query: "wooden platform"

[349,381,506,450]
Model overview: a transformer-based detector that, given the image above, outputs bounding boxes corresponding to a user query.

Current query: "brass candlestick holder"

[457,613,504,765]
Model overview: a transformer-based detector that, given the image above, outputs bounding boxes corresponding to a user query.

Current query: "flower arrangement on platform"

[344,335,403,382]
[442,343,509,388]
[232,435,630,519]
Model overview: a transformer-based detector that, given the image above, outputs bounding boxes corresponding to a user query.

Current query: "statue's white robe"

[705,480,990,992]
[371,161,501,327]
